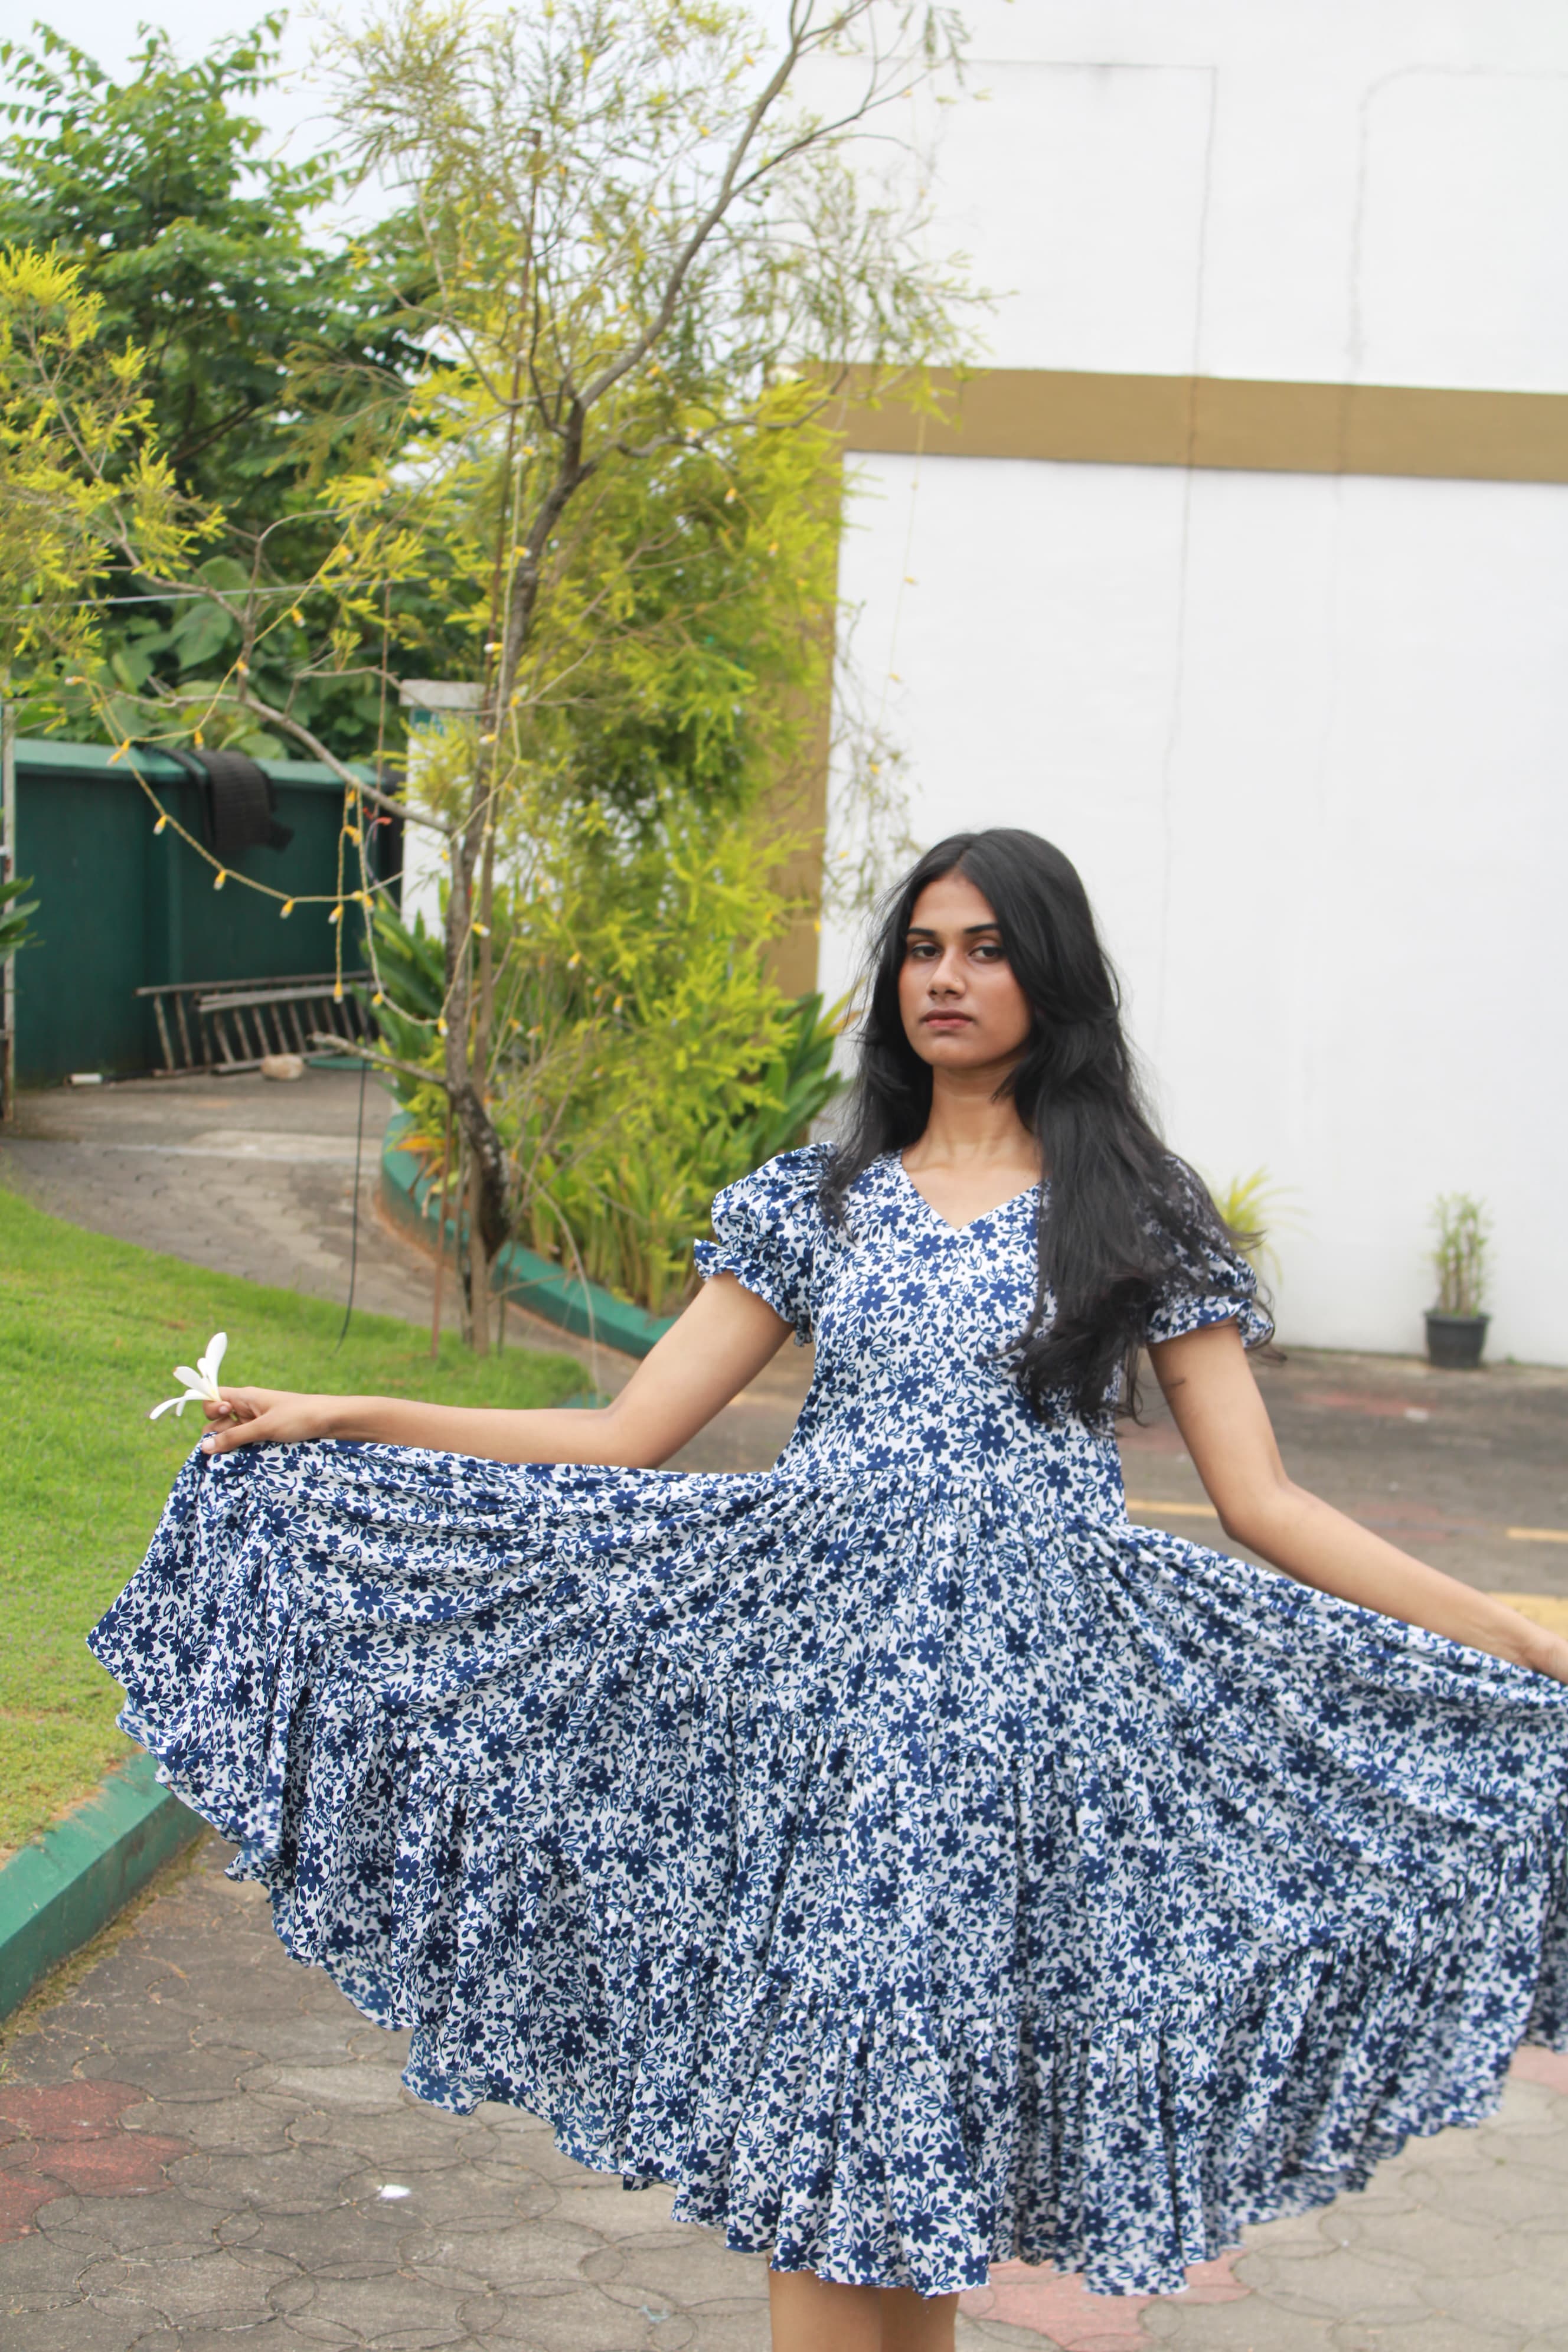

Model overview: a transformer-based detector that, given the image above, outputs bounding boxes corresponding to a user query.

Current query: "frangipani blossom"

[149,1332,229,1421]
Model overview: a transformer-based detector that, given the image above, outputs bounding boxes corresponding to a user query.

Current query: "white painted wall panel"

[825,456,1568,1361]
[910,65,1215,375]
[815,2,1568,390]
[1356,74,1568,391]
[813,5,1568,1358]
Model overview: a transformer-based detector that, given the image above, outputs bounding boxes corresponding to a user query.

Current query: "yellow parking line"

[1127,1501,1568,1634]
[1132,1506,1568,1547]
[1492,1595,1568,1635]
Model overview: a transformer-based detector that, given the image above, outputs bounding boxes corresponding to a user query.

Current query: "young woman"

[93,828,1568,2350]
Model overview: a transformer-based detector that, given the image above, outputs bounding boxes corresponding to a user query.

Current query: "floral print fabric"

[90,1148,1568,2297]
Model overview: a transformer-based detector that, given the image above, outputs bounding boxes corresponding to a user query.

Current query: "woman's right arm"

[198,1272,794,1469]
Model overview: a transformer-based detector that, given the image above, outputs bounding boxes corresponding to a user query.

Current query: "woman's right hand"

[185,1272,794,1469]
[200,1389,337,1453]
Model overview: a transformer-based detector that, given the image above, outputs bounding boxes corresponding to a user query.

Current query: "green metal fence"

[8,739,396,1087]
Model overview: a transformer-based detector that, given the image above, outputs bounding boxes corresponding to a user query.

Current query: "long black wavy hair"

[821,828,1263,1420]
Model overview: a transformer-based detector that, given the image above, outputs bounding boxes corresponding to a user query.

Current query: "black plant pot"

[1425,1310,1489,1370]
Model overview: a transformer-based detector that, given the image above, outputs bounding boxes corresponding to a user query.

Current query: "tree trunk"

[437,404,590,1345]
[442,765,511,1288]
[469,1147,491,1357]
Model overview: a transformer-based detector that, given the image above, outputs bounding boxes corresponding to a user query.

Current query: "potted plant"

[1426,1194,1489,1368]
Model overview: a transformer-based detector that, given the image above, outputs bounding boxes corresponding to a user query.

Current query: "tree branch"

[233,687,453,834]
[308,1033,449,1090]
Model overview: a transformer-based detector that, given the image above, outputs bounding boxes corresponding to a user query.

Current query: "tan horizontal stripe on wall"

[830,367,1568,485]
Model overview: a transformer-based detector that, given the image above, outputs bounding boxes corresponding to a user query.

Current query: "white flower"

[149,1332,229,1421]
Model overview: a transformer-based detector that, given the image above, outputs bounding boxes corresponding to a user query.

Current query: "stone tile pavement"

[5,1069,1568,2346]
[1,1070,437,1332]
[2,1839,1566,2351]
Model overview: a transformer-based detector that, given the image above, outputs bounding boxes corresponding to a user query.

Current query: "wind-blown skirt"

[89,1438,1568,2295]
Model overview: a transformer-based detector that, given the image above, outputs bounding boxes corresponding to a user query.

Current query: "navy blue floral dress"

[90,1147,1568,2297]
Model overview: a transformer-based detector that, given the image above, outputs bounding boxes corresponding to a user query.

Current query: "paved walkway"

[2,1068,435,1325]
[3,1841,1566,2351]
[0,1069,816,1468]
[5,1070,1567,1585]
[4,1072,1568,2346]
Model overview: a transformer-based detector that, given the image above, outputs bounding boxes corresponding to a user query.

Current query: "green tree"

[0,244,197,699]
[2,0,972,1343]
[0,15,446,753]
[369,384,852,1329]
[325,0,971,1319]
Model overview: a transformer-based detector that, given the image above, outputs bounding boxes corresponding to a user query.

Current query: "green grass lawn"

[0,1184,586,1857]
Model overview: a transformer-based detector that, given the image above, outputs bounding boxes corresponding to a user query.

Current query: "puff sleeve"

[1144,1223,1275,1352]
[693,1144,827,1344]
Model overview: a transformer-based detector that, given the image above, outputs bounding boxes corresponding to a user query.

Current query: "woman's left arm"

[1148,1322,1568,1684]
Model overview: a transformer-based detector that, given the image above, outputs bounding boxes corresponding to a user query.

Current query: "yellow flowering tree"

[2,0,974,1341]
[0,246,198,700]
[319,0,972,1324]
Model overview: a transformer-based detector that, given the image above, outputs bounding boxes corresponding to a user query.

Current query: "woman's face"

[897,869,1034,1075]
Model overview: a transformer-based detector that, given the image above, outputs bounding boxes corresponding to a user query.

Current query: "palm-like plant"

[0,873,40,958]
[1431,1194,1489,1317]
[741,992,850,1167]
[1207,1166,1302,1295]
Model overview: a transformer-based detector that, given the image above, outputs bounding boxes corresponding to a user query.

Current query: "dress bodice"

[694,1146,1269,1523]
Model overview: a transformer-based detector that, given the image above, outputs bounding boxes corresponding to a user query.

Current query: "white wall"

[817,2,1568,1360]
[883,0,1568,388]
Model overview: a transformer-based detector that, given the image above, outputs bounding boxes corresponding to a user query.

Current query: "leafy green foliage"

[740,990,847,1170]
[504,802,816,1317]
[0,17,458,754]
[352,371,851,1317]
[384,364,845,841]
[1206,1165,1302,1296]
[0,1179,583,1853]
[356,891,450,1157]
[367,825,845,1318]
[0,242,204,701]
[0,871,41,956]
[0,19,339,512]
[1209,1168,1273,1262]
[3,0,967,1349]
[1431,1192,1489,1317]
[314,0,971,1304]
[368,894,446,1029]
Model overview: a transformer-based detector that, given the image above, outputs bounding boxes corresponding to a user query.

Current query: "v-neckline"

[894,1154,1041,1236]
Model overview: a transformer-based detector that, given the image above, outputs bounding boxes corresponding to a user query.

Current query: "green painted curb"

[0,1752,202,2021]
[380,1116,679,1360]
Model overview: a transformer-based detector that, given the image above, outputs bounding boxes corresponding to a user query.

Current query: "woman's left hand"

[1151,1324,1568,1687]
[1516,1624,1568,1685]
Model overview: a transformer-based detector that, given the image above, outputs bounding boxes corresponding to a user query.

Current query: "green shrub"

[367,810,846,1318]
[1431,1193,1489,1317]
[0,873,40,957]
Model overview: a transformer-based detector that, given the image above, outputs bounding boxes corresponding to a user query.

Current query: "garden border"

[0,1753,201,2022]
[380,1116,678,1360]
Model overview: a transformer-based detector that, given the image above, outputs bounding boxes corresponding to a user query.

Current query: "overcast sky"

[4,4,335,171]
[4,0,806,162]
[2,0,808,229]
